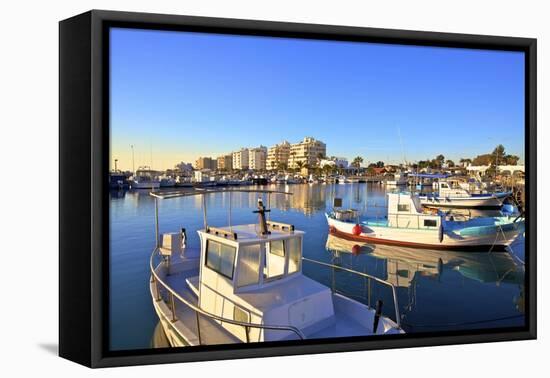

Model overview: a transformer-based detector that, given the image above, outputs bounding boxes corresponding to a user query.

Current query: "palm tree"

[277,162,287,172]
[352,156,363,168]
[352,156,363,174]
[290,151,297,172]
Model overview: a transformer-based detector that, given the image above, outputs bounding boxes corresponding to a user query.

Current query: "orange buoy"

[351,244,361,255]
[352,224,362,236]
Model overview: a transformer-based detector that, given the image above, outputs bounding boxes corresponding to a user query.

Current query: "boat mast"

[253,198,271,235]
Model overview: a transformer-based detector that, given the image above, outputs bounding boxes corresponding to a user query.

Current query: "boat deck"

[158,263,241,346]
[309,311,371,339]
[310,293,401,338]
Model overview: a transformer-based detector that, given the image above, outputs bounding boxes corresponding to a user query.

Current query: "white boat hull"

[419,192,510,209]
[131,181,160,189]
[326,214,523,251]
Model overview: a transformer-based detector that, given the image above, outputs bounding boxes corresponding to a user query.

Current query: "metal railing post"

[155,279,161,302]
[202,195,208,230]
[368,278,371,307]
[170,292,177,322]
[154,198,160,249]
[196,312,202,345]
[228,191,232,231]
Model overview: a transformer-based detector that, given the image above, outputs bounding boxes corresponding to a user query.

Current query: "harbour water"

[110,183,525,351]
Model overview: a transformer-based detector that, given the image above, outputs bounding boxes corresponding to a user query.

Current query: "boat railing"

[302,257,401,328]
[149,248,305,344]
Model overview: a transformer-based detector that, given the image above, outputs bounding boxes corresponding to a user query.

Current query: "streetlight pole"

[131,144,135,174]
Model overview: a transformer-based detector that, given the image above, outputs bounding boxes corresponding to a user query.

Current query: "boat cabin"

[387,192,442,230]
[191,221,337,342]
[432,179,470,198]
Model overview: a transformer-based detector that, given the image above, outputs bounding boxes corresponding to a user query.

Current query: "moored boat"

[149,189,404,347]
[326,192,524,251]
[160,176,176,188]
[129,167,160,189]
[385,172,408,187]
[109,171,129,190]
[419,179,511,209]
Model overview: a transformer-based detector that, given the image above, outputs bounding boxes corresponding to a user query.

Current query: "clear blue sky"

[110,27,525,171]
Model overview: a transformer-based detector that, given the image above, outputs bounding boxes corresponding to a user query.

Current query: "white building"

[194,170,210,182]
[248,146,267,171]
[266,141,291,170]
[232,148,250,170]
[288,137,326,169]
[320,157,348,169]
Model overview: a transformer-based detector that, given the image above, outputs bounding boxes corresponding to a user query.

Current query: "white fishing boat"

[175,176,193,187]
[160,176,176,188]
[129,167,160,189]
[284,174,299,184]
[419,178,511,209]
[308,174,319,184]
[326,192,524,251]
[385,172,408,187]
[346,178,361,184]
[149,189,403,347]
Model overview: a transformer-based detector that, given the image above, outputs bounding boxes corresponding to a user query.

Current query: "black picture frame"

[59,9,537,368]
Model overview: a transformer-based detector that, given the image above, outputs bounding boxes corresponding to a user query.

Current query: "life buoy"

[352,224,362,236]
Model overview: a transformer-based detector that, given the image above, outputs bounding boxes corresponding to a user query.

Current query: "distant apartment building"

[248,146,267,171]
[266,141,291,170]
[288,137,326,169]
[217,154,233,171]
[195,157,217,170]
[232,148,249,170]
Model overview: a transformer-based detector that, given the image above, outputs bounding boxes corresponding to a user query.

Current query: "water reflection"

[326,235,523,287]
[323,234,525,332]
[109,183,525,350]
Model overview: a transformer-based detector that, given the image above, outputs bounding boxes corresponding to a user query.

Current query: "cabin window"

[205,240,236,279]
[269,240,285,257]
[397,204,410,212]
[233,306,250,323]
[424,219,437,227]
[237,244,261,287]
[287,237,301,274]
[397,269,410,278]
[265,240,286,280]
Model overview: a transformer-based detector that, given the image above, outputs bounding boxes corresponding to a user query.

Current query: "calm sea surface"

[109,183,525,351]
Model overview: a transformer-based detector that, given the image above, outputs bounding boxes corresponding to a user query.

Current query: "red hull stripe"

[328,227,507,252]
